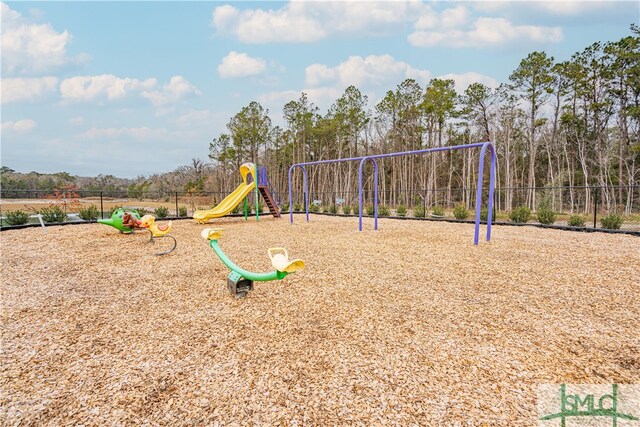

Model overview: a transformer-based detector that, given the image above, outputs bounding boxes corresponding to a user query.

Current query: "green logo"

[540,384,639,426]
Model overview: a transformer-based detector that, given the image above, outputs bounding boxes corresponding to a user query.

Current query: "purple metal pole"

[473,142,496,245]
[288,164,309,224]
[357,158,379,231]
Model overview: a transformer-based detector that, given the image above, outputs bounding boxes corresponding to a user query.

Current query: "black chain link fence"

[1,185,639,232]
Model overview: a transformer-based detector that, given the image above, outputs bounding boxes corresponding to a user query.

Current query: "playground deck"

[2,215,638,425]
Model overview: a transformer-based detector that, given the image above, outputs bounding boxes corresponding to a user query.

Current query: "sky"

[1,1,638,179]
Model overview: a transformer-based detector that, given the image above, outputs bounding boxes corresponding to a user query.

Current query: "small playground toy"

[98,208,176,255]
[139,215,176,255]
[98,208,142,234]
[193,163,280,224]
[201,227,304,297]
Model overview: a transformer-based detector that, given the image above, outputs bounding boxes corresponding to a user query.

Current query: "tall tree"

[509,51,554,207]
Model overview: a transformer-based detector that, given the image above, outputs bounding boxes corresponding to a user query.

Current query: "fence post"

[423,189,427,215]
[100,192,104,219]
[175,192,179,217]
[592,187,598,229]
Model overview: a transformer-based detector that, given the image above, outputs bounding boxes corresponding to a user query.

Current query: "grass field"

[1,215,638,425]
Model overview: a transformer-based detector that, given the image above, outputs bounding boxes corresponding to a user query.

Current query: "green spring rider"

[201,228,305,298]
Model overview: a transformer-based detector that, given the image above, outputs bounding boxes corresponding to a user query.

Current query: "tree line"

[3,26,638,214]
[208,26,639,213]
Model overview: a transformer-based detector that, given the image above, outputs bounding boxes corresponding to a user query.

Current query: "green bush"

[329,205,338,214]
[178,206,188,217]
[109,205,123,216]
[5,210,30,225]
[309,204,319,213]
[342,205,352,215]
[39,205,67,223]
[510,205,531,223]
[78,204,99,221]
[136,207,150,216]
[280,202,289,213]
[293,202,302,212]
[365,204,375,216]
[378,205,391,216]
[601,213,623,230]
[413,206,426,218]
[568,215,585,227]
[453,204,469,220]
[154,206,169,219]
[536,205,556,225]
[396,205,407,217]
[480,207,488,221]
[431,206,445,217]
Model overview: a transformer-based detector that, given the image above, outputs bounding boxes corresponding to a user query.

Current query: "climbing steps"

[258,186,281,218]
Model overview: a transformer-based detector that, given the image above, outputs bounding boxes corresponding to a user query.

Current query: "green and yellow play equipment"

[98,208,176,255]
[201,227,304,297]
[193,162,280,224]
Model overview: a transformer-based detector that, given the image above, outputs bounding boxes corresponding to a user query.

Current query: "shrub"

[601,213,623,230]
[510,205,531,223]
[480,207,488,221]
[5,210,30,226]
[178,206,188,217]
[431,206,445,217]
[232,204,242,214]
[293,202,302,212]
[453,204,469,220]
[154,206,169,219]
[568,215,585,227]
[378,205,391,216]
[309,204,319,213]
[39,205,67,223]
[78,204,99,221]
[280,202,289,213]
[413,206,426,218]
[536,205,556,225]
[536,198,556,225]
[329,205,338,214]
[396,205,407,217]
[342,205,352,215]
[365,204,375,216]
[136,208,150,216]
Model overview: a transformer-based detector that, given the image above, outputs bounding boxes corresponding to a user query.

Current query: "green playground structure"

[201,228,304,297]
[98,208,141,233]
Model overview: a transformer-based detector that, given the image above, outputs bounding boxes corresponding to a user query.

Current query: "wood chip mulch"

[1,215,638,425]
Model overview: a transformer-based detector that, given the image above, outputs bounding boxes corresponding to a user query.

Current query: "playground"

[2,214,639,425]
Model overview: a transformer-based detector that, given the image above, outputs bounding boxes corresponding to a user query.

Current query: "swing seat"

[268,248,305,273]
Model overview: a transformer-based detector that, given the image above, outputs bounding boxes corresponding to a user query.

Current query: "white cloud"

[305,55,431,88]
[409,12,562,48]
[141,76,200,106]
[217,52,267,78]
[212,1,427,43]
[436,72,499,94]
[77,127,169,141]
[1,76,58,104]
[1,119,37,133]
[60,74,157,103]
[0,2,83,75]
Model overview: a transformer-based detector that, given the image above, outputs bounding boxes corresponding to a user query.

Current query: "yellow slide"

[193,182,256,223]
[193,163,257,224]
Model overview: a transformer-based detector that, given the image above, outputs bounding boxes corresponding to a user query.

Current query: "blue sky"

[1,1,637,178]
